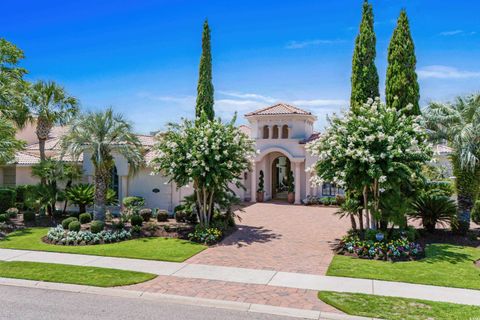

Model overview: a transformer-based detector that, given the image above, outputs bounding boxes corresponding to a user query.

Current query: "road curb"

[0,277,376,320]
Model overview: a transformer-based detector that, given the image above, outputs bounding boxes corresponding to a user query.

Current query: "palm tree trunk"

[94,168,108,221]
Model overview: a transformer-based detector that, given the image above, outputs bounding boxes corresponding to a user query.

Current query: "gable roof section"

[245,103,312,116]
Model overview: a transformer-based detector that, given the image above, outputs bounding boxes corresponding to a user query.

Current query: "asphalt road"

[0,285,294,320]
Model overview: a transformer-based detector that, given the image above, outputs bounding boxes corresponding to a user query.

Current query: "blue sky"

[2,0,480,133]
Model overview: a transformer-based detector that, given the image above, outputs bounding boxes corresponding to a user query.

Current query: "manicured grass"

[318,291,480,320]
[0,261,155,287]
[327,243,480,290]
[0,228,206,262]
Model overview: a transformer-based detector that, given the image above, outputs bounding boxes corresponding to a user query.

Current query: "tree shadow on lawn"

[219,225,282,247]
[422,243,477,265]
[0,228,35,242]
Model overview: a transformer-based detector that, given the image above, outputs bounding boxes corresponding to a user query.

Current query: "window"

[281,125,289,139]
[321,183,344,196]
[109,166,119,199]
[2,167,16,187]
[263,125,269,139]
[272,125,279,139]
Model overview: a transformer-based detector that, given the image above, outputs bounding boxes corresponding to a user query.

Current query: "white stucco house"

[0,103,364,211]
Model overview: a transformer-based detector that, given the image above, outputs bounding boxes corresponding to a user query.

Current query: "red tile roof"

[245,103,312,116]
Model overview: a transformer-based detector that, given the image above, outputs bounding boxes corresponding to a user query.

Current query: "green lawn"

[327,243,480,290]
[318,291,480,320]
[0,228,206,262]
[0,261,155,287]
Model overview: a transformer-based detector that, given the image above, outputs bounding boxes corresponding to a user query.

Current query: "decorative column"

[305,172,311,197]
[294,162,301,204]
[120,176,128,205]
[250,162,257,202]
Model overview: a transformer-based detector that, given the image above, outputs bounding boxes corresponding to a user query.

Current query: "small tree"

[258,170,264,192]
[152,116,254,227]
[385,10,420,115]
[350,0,379,112]
[307,98,432,228]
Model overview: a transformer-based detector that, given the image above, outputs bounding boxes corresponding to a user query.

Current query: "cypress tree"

[385,10,420,115]
[350,0,379,112]
[195,20,215,120]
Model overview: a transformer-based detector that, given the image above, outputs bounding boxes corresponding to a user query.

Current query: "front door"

[271,156,290,200]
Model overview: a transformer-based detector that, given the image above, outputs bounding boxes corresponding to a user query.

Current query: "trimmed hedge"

[62,217,78,229]
[130,214,143,227]
[156,210,169,222]
[79,212,92,224]
[139,208,152,222]
[90,220,104,234]
[0,189,16,213]
[68,220,81,232]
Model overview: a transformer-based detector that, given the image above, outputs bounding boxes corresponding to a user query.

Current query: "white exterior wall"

[15,167,38,185]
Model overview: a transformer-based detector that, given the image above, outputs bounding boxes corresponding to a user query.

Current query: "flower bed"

[45,225,131,246]
[338,234,423,261]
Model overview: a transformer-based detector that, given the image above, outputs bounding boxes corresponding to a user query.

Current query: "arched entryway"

[271,156,291,200]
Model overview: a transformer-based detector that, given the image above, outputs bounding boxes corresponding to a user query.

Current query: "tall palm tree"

[61,108,143,221]
[425,94,480,233]
[29,80,79,161]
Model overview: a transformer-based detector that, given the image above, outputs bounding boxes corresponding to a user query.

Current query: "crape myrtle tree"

[195,20,214,121]
[425,94,480,234]
[385,10,420,115]
[151,116,255,227]
[350,0,379,113]
[307,98,432,229]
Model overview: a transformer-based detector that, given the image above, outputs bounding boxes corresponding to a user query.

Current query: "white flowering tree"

[151,117,255,227]
[307,98,432,228]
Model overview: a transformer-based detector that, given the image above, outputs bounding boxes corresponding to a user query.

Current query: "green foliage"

[90,220,104,234]
[62,217,78,229]
[61,108,144,221]
[66,184,94,213]
[472,200,480,224]
[122,196,145,211]
[139,208,152,222]
[385,10,420,115]
[188,225,222,245]
[152,116,254,227]
[22,211,35,223]
[106,189,119,206]
[79,212,92,224]
[350,0,379,112]
[156,210,169,222]
[409,193,457,232]
[0,117,25,164]
[6,207,18,218]
[130,214,143,227]
[0,214,8,223]
[286,170,294,193]
[195,20,214,120]
[68,220,81,232]
[258,170,264,192]
[0,188,16,213]
[336,197,361,230]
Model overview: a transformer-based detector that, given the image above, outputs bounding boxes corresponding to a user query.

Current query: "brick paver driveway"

[187,202,350,275]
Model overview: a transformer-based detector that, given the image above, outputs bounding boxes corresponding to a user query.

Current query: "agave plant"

[409,193,457,233]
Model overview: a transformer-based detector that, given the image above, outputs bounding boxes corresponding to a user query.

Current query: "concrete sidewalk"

[1,248,479,307]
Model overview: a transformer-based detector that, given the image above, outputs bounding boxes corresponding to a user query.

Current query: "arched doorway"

[271,156,291,200]
[109,166,119,200]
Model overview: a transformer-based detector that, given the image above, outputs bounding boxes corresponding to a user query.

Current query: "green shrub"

[139,208,152,222]
[6,207,19,218]
[112,220,125,230]
[62,217,78,229]
[79,212,92,224]
[23,211,36,223]
[335,195,346,206]
[174,204,196,223]
[472,200,480,224]
[68,220,81,232]
[122,196,145,210]
[0,189,16,213]
[409,194,457,233]
[188,225,222,245]
[363,226,417,242]
[131,225,142,234]
[0,214,8,223]
[175,210,186,222]
[157,210,169,222]
[130,214,143,227]
[90,220,104,234]
[65,184,94,213]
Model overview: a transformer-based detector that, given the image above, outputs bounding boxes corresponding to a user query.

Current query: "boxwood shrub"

[79,212,92,224]
[90,220,104,234]
[68,220,81,232]
[130,214,143,227]
[156,210,169,222]
[62,217,78,229]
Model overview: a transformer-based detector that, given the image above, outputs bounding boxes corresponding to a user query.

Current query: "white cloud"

[285,39,344,49]
[218,91,276,103]
[439,30,476,36]
[417,65,480,79]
